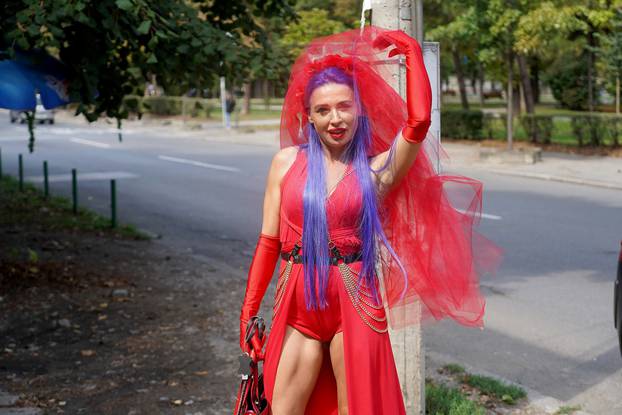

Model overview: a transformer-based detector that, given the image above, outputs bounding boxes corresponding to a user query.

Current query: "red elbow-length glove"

[374,30,432,143]
[239,233,281,359]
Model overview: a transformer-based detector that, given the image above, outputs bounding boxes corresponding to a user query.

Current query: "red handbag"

[233,316,269,415]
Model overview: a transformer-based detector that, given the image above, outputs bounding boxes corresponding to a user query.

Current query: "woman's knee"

[271,398,306,415]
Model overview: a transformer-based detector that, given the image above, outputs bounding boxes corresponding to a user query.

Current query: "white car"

[9,94,55,124]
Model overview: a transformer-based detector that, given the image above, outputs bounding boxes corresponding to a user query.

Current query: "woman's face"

[308,83,358,151]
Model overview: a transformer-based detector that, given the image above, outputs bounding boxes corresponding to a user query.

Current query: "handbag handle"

[244,316,266,362]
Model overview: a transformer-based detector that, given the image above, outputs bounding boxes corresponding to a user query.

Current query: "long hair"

[301,66,406,310]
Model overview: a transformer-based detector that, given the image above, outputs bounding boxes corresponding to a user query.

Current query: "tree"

[426,1,479,110]
[281,9,346,61]
[0,0,295,124]
[595,8,622,114]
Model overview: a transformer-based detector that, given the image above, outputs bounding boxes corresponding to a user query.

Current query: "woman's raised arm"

[369,30,432,194]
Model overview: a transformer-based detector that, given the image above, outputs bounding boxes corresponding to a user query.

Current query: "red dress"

[263,148,406,414]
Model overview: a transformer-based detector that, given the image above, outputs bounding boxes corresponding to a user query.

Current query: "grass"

[426,380,486,415]
[462,373,527,405]
[437,363,527,407]
[0,175,149,240]
[554,405,583,415]
[441,363,466,375]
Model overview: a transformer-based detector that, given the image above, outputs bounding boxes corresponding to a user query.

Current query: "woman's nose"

[329,108,342,123]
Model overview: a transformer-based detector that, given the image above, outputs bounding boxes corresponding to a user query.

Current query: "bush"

[519,114,554,144]
[441,109,484,140]
[122,95,213,118]
[545,55,590,111]
[570,114,622,146]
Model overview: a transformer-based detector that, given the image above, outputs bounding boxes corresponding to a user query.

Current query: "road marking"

[70,137,111,148]
[455,208,502,221]
[25,171,138,183]
[158,155,240,172]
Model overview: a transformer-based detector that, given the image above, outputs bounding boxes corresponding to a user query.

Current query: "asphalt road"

[1,112,621,414]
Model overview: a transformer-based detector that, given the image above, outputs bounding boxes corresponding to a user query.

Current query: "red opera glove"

[239,233,281,355]
[374,30,432,143]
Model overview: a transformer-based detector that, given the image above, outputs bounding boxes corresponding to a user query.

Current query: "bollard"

[18,154,23,191]
[110,179,117,228]
[71,168,77,214]
[43,161,49,198]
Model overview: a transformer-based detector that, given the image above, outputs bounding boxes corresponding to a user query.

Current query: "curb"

[426,350,592,415]
[0,390,41,415]
[475,167,622,191]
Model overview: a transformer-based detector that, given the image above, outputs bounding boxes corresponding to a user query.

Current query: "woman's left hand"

[373,30,431,143]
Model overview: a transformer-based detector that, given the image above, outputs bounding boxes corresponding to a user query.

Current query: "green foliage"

[426,381,485,415]
[137,96,213,118]
[519,114,554,144]
[594,9,622,95]
[0,0,295,125]
[462,374,527,405]
[570,114,622,146]
[545,55,590,110]
[441,109,484,140]
[554,405,583,415]
[0,175,148,240]
[441,363,466,375]
[281,9,346,60]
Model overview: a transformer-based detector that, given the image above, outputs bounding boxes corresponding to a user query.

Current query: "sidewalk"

[442,142,622,191]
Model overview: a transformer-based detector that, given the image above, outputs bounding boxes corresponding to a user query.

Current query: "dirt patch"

[0,224,244,414]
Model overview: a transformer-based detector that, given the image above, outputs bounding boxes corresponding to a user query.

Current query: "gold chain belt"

[272,243,388,333]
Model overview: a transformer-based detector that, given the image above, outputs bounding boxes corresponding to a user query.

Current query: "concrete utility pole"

[370,1,437,414]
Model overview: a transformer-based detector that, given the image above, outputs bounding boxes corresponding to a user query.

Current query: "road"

[1,112,620,414]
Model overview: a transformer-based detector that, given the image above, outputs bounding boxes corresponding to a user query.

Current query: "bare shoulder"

[269,146,299,182]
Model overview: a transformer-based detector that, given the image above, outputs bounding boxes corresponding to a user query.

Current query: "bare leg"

[271,325,324,415]
[329,331,348,415]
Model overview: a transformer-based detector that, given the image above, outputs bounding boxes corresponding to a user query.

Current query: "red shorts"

[286,269,343,342]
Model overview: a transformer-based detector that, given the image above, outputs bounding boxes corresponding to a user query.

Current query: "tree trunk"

[478,62,485,107]
[616,75,620,116]
[587,32,596,113]
[517,53,537,142]
[241,82,251,115]
[513,84,521,116]
[263,79,270,111]
[517,54,535,114]
[530,56,541,104]
[507,49,514,150]
[452,49,469,110]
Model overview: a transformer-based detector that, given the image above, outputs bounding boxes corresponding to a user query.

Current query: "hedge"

[122,95,214,118]
[440,109,484,140]
[441,109,621,147]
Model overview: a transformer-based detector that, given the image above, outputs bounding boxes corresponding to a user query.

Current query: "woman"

[239,27,502,415]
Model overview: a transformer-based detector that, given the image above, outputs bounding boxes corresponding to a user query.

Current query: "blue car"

[615,241,622,357]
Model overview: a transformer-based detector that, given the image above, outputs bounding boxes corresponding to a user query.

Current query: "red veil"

[280,26,503,329]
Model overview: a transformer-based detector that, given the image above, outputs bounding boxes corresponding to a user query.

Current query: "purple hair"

[301,66,406,310]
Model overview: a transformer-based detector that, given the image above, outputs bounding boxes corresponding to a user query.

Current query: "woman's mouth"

[328,128,346,139]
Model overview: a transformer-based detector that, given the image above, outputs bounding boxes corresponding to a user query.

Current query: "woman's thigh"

[329,332,348,415]
[271,324,324,414]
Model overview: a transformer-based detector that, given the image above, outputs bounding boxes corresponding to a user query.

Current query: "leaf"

[146,54,158,64]
[115,0,133,11]
[137,20,151,35]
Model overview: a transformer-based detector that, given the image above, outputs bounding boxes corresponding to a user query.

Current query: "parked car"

[615,240,622,357]
[9,94,55,124]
